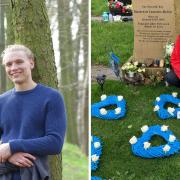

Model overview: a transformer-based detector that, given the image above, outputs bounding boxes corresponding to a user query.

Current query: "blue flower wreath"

[91,176,103,180]
[129,125,180,158]
[91,95,126,120]
[91,136,103,171]
[154,93,180,119]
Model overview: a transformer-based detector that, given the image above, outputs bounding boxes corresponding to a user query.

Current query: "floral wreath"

[91,95,126,120]
[153,92,180,119]
[91,136,103,171]
[129,125,180,158]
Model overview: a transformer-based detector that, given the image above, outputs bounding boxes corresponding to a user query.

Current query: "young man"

[0,45,66,179]
[166,35,180,87]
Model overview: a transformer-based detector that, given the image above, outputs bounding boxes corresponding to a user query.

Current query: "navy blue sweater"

[0,84,66,179]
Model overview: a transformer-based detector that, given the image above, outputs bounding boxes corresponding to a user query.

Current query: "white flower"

[153,105,160,112]
[115,107,121,114]
[156,97,161,102]
[117,96,123,101]
[161,125,168,132]
[167,107,175,115]
[91,154,99,162]
[178,103,180,107]
[169,135,176,142]
[172,92,178,97]
[129,136,137,145]
[141,125,149,133]
[101,94,107,101]
[143,142,151,150]
[142,68,145,72]
[163,145,171,153]
[166,44,174,55]
[133,61,138,66]
[100,108,107,115]
[126,4,132,9]
[137,68,142,73]
[94,142,101,148]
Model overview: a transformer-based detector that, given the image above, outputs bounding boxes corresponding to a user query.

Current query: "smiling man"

[0,44,66,180]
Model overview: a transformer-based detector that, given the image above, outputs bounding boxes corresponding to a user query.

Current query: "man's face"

[3,51,34,85]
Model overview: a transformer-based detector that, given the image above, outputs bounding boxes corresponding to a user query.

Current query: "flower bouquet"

[108,0,123,16]
[108,0,132,16]
[121,61,145,78]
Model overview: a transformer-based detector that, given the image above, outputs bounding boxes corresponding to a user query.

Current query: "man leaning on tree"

[0,44,66,180]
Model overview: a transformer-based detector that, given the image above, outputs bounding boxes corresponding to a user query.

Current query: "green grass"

[92,21,134,66]
[92,0,109,16]
[92,80,180,180]
[62,142,88,180]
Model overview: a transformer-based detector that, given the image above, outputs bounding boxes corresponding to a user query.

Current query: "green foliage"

[62,142,88,180]
[92,80,180,179]
[92,0,109,16]
[92,21,134,66]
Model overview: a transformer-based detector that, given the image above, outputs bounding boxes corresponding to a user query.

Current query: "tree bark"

[0,3,6,93]
[10,0,62,179]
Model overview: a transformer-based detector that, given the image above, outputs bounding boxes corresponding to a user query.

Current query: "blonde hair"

[1,44,34,64]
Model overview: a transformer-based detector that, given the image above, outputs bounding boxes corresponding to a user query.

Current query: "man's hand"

[8,152,36,168]
[0,143,11,162]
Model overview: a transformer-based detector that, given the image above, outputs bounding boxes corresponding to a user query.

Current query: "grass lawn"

[91,80,180,180]
[62,142,88,180]
[92,21,134,66]
[92,0,108,16]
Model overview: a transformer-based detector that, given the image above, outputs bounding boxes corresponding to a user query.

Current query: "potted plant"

[121,61,145,78]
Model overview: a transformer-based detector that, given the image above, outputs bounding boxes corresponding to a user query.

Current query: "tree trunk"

[81,0,89,156]
[58,0,79,145]
[75,0,89,155]
[0,3,6,93]
[10,0,62,179]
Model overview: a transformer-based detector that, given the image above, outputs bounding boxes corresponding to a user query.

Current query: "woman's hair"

[1,44,34,64]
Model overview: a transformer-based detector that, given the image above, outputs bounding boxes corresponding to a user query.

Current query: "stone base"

[145,67,165,76]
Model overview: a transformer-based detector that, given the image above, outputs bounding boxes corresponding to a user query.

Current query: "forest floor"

[62,142,88,180]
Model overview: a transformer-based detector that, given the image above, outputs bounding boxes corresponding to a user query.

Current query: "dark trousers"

[165,70,180,87]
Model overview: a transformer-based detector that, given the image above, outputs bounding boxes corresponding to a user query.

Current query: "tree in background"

[58,0,79,146]
[58,0,89,155]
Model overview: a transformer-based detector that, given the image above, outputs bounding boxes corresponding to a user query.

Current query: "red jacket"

[171,35,180,78]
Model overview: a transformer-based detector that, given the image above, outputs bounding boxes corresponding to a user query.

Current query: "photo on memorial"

[91,0,180,179]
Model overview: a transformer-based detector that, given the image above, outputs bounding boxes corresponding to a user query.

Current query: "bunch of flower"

[149,71,164,86]
[108,0,123,9]
[164,41,174,68]
[108,0,132,16]
[121,61,145,73]
[108,0,123,15]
